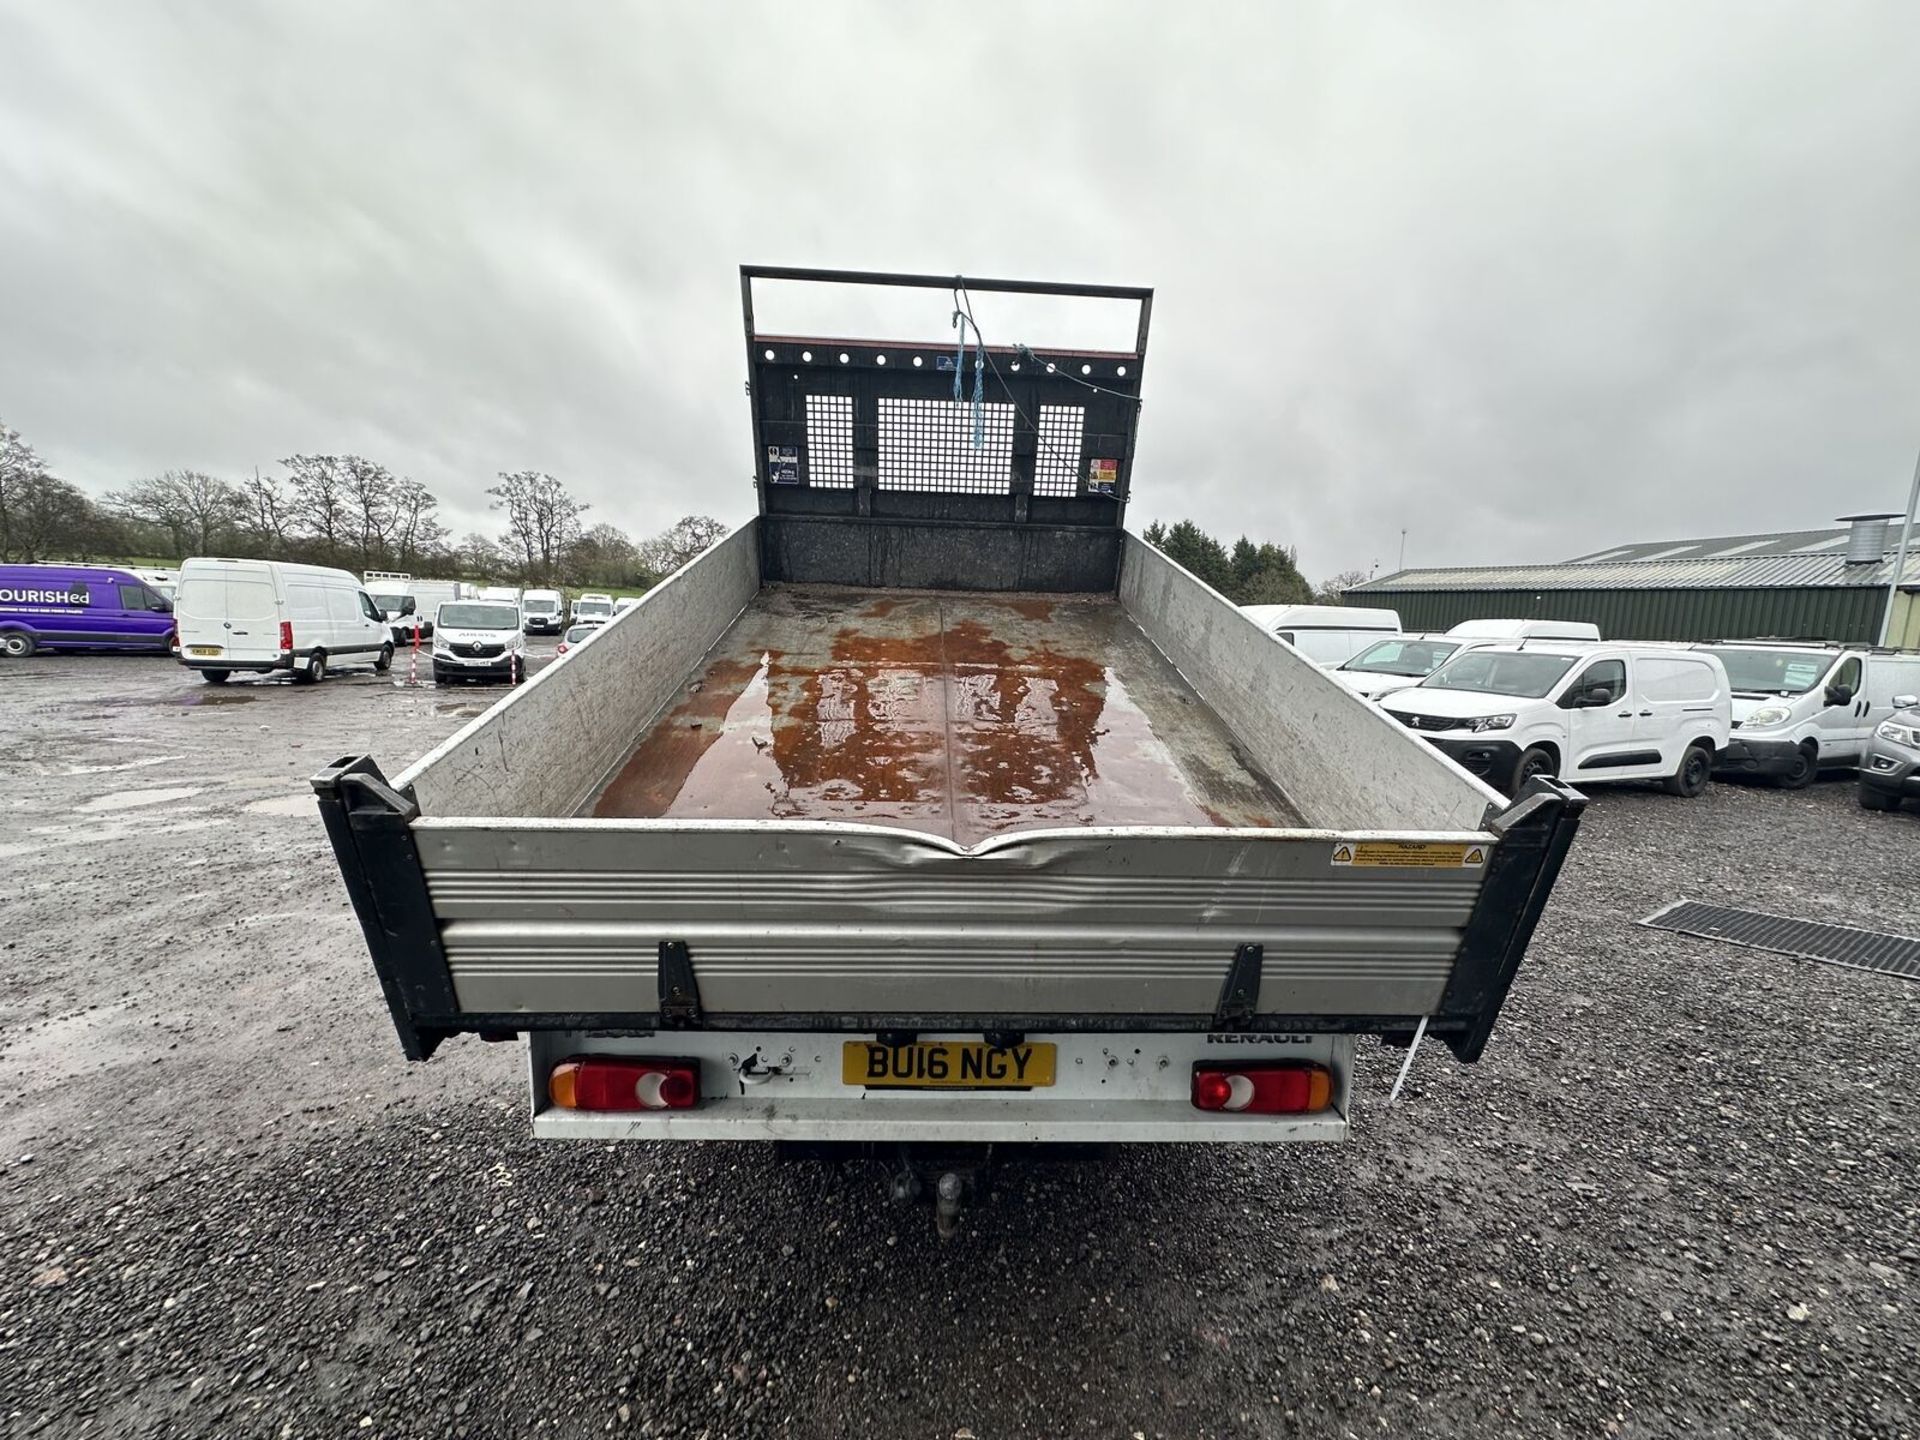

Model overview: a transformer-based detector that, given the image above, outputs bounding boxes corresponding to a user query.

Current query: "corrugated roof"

[1561,527,1852,564]
[1356,550,1920,594]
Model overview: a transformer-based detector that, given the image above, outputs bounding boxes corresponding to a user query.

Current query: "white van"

[1334,633,1493,699]
[1241,604,1402,667]
[363,582,423,645]
[431,598,528,685]
[175,558,393,685]
[129,566,179,602]
[572,592,616,624]
[521,588,566,634]
[1380,644,1730,797]
[1447,618,1602,642]
[1696,641,1920,788]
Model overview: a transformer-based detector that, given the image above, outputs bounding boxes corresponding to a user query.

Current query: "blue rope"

[952,308,986,448]
[972,352,984,447]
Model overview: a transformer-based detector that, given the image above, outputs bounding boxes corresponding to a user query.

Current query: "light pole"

[1880,446,1920,648]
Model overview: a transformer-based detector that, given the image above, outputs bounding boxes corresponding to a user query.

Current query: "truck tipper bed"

[314,268,1584,1214]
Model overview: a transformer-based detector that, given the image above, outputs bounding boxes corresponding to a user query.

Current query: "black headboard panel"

[741,266,1151,593]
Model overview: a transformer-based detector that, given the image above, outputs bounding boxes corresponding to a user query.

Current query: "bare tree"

[637,515,729,575]
[1314,568,1374,605]
[341,455,398,570]
[391,478,448,570]
[0,420,49,561]
[5,473,105,562]
[283,454,352,564]
[106,470,247,558]
[457,530,508,578]
[242,468,294,550]
[564,521,647,588]
[0,421,121,561]
[489,471,587,582]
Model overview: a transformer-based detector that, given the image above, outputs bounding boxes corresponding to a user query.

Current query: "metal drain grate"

[1641,900,1920,981]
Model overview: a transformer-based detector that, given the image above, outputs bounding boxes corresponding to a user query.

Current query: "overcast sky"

[3,2,1917,580]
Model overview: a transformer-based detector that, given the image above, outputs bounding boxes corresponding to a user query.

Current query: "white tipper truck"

[314,267,1585,1228]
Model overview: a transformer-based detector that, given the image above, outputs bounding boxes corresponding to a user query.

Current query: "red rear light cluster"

[548,1057,701,1112]
[278,619,294,652]
[1191,1062,1333,1114]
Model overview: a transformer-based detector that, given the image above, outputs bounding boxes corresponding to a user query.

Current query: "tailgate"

[312,759,1582,1064]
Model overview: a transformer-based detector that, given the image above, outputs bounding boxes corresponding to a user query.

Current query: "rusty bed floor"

[585,586,1299,843]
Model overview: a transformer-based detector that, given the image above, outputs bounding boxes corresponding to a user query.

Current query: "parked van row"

[1271,608,1920,807]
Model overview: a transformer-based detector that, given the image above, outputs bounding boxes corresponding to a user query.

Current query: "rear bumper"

[1713,736,1801,777]
[178,652,291,674]
[527,1030,1353,1144]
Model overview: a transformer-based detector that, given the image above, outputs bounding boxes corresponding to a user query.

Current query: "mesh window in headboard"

[876,397,1016,494]
[1033,404,1086,497]
[803,393,855,488]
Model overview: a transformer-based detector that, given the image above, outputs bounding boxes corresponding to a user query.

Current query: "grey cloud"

[2,1,1916,574]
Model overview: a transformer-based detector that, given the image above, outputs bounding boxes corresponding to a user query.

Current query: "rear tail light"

[548,1057,700,1112]
[278,619,294,652]
[1191,1062,1333,1115]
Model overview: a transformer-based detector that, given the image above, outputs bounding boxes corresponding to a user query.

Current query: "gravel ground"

[2,651,1917,1439]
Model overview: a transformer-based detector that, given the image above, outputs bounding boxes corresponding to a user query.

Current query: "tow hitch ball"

[934,1173,965,1238]
[888,1146,987,1237]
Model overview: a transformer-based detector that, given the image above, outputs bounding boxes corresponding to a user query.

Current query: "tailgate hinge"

[1213,943,1264,1029]
[658,940,703,1028]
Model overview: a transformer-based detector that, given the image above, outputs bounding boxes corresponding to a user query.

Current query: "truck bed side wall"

[397,520,763,818]
[1117,534,1499,833]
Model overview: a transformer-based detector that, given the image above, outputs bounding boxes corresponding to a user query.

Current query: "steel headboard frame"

[741,266,1153,593]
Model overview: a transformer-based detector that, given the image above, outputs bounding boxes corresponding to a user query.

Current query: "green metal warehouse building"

[1351,515,1920,647]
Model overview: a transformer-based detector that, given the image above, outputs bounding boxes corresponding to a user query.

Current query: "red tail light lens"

[1191,1063,1333,1115]
[548,1057,701,1112]
[279,620,294,652]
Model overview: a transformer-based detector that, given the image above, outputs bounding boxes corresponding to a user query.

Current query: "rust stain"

[596,597,1238,839]
[768,664,945,807]
[592,656,775,818]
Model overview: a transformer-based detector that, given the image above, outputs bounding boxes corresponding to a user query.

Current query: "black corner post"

[1435,777,1588,1062]
[311,755,460,1061]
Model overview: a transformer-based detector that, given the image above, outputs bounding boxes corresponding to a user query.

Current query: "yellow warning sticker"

[1331,841,1488,869]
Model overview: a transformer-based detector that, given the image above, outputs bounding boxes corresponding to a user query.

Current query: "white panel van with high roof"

[1241,604,1402,667]
[175,559,393,685]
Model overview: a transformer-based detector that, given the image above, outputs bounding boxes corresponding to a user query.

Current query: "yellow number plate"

[842,1041,1056,1090]
[189,645,223,657]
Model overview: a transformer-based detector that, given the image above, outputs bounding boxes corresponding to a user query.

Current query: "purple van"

[0,564,176,657]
